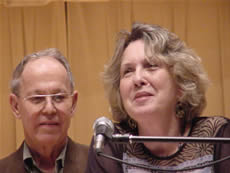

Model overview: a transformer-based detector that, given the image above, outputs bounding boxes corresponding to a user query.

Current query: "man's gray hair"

[11,48,75,96]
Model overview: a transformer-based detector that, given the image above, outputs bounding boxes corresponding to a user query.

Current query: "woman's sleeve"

[214,118,230,172]
[85,136,124,173]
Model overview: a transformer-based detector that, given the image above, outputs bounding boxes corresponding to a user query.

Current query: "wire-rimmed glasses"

[23,93,74,110]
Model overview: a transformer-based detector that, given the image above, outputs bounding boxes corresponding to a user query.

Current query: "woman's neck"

[136,114,189,157]
[137,112,180,136]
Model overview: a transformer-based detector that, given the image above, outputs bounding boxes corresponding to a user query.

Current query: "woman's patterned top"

[115,116,228,173]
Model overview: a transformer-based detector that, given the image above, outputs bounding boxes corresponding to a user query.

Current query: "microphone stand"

[95,134,230,172]
[99,134,230,172]
[112,134,230,144]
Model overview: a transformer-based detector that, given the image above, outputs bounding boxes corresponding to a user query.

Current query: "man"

[0,48,88,173]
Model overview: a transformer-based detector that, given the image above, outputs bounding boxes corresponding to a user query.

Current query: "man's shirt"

[23,142,67,173]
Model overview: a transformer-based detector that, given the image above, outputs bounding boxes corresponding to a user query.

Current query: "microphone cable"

[98,152,230,172]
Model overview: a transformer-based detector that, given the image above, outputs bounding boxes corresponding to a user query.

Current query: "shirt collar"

[23,140,68,172]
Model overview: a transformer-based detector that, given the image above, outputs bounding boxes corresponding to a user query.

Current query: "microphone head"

[93,116,114,153]
[93,116,114,139]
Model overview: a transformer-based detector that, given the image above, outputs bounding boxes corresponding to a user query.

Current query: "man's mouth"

[40,122,59,126]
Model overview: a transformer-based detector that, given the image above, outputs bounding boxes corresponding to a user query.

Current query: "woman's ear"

[70,90,78,115]
[177,87,184,101]
[9,93,21,119]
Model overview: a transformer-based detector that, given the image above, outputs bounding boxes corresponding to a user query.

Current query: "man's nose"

[42,96,56,114]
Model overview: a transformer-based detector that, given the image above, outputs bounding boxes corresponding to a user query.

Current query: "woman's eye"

[122,68,133,76]
[124,69,132,74]
[146,63,159,70]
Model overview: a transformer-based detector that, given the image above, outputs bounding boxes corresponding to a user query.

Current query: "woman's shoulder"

[193,116,229,126]
[194,115,228,122]
[191,116,229,137]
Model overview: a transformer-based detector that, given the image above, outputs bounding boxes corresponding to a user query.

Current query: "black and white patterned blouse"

[86,116,230,173]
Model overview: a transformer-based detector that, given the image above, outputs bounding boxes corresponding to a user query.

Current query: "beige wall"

[0,0,230,158]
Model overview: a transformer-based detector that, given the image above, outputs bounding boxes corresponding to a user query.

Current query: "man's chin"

[36,134,63,144]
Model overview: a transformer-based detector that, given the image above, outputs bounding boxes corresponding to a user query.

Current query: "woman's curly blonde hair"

[103,22,210,125]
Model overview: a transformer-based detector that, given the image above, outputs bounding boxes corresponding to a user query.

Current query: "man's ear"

[70,90,78,115]
[9,93,21,119]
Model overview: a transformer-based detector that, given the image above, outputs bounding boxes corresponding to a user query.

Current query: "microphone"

[93,116,114,154]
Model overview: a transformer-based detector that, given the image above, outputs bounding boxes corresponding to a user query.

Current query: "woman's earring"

[128,118,137,130]
[176,101,185,119]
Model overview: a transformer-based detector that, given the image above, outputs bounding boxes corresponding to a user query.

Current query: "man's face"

[10,56,78,147]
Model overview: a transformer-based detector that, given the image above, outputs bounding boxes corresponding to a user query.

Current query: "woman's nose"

[133,69,147,87]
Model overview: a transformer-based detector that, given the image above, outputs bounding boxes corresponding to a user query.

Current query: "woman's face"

[119,40,180,122]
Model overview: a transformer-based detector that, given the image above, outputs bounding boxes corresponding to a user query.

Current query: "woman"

[86,22,230,173]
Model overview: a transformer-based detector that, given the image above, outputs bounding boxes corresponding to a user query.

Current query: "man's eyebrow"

[28,89,68,95]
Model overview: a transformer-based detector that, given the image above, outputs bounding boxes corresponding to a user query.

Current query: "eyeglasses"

[23,93,73,110]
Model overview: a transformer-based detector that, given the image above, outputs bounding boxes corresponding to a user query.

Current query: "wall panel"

[0,0,229,158]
